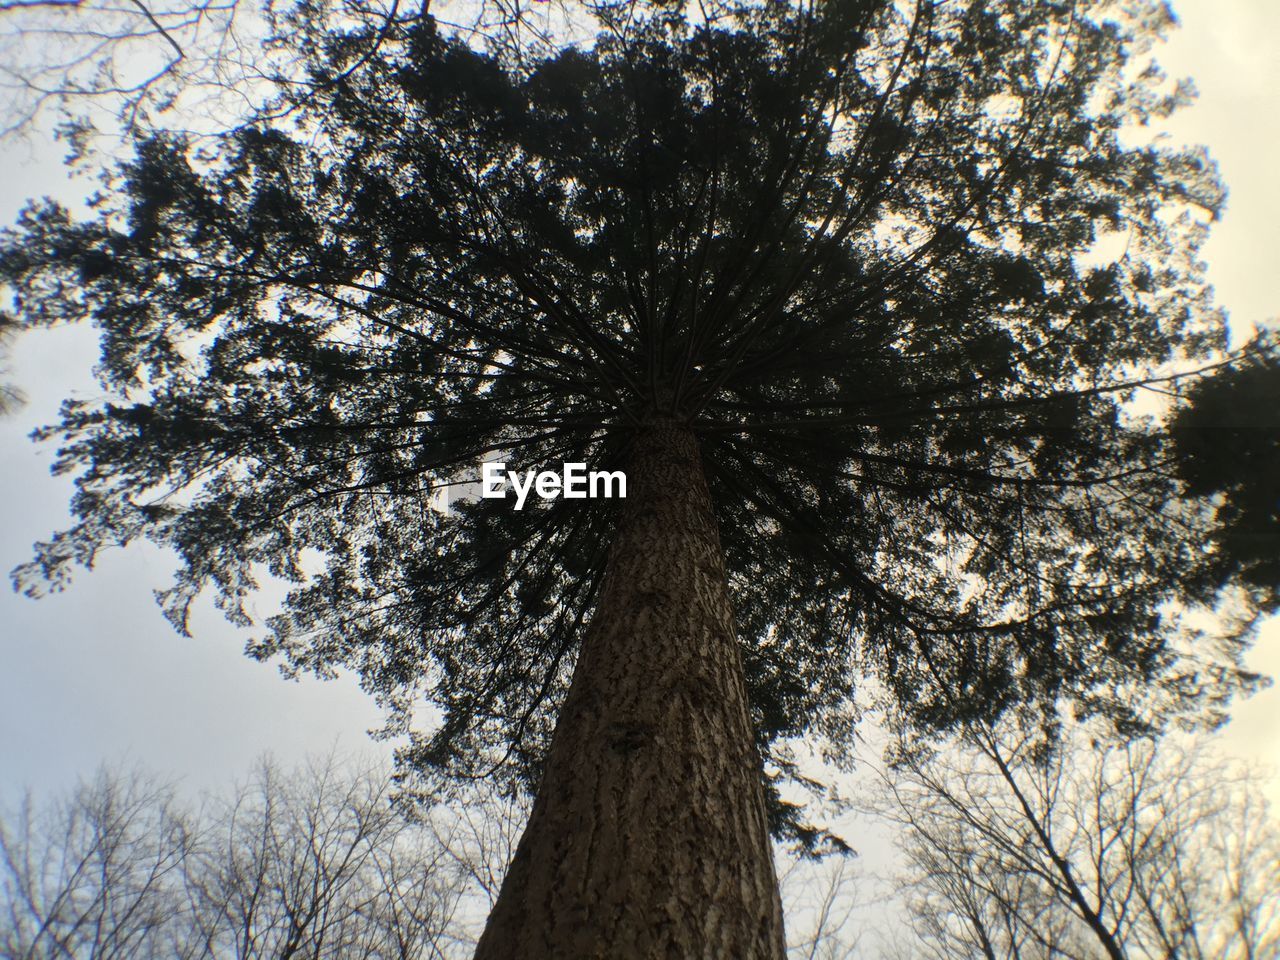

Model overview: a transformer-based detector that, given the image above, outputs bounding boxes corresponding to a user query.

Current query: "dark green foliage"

[1170,333,1280,604]
[0,0,1264,835]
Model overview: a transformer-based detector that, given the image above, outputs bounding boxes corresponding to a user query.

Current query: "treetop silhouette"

[2,0,1273,951]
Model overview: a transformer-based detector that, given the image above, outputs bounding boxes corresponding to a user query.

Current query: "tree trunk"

[473,422,786,960]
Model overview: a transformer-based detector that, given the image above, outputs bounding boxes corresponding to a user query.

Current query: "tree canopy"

[2,0,1269,836]
[1169,334,1280,602]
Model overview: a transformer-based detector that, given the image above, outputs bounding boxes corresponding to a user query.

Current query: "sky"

[0,0,1277,810]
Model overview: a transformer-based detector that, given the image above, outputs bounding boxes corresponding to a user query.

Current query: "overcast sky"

[1,0,1277,806]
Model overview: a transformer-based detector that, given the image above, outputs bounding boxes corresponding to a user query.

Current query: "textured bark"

[473,422,786,960]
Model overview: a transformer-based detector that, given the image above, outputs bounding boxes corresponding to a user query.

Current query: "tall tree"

[2,0,1270,953]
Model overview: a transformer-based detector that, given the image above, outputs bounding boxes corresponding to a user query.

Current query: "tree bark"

[473,422,786,960]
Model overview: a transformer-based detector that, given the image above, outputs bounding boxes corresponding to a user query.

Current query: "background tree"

[873,722,1280,960]
[0,0,596,141]
[1169,330,1280,604]
[179,755,468,959]
[2,0,1272,953]
[1,755,878,958]
[0,768,190,960]
[0,0,266,139]
[0,756,476,959]
[779,856,864,960]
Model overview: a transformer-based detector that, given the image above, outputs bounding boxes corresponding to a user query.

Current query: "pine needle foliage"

[2,0,1267,837]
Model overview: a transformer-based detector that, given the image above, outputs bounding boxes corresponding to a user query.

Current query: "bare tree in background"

[0,0,263,136]
[875,724,1280,960]
[418,781,526,915]
[0,756,477,959]
[779,856,864,960]
[1,753,878,958]
[0,0,618,139]
[0,769,190,959]
[177,754,469,959]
